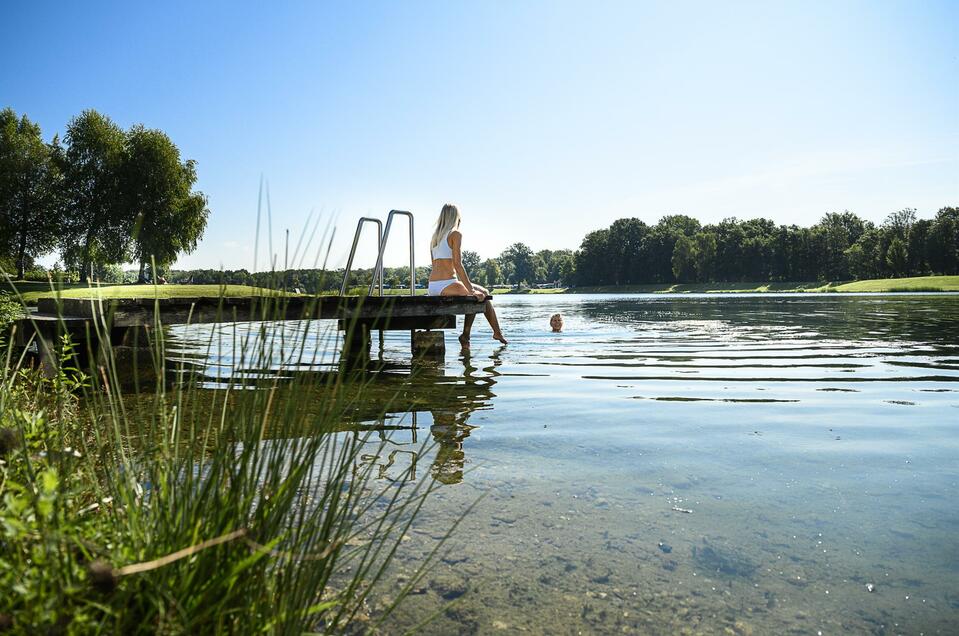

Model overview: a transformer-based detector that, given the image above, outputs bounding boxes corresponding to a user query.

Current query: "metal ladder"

[339,210,415,296]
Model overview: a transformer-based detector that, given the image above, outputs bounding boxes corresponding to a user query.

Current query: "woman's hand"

[472,289,486,302]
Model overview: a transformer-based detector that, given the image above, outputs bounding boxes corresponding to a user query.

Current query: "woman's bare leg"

[464,285,507,344]
[439,282,506,346]
[483,301,508,344]
[460,314,475,349]
[440,281,475,348]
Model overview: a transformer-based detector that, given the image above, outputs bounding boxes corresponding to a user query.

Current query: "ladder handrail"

[371,210,415,297]
[340,217,383,296]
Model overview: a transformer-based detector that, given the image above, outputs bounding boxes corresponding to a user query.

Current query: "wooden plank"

[10,314,94,346]
[35,295,488,327]
[337,315,456,331]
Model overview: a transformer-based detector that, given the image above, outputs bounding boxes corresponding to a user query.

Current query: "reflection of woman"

[428,204,508,350]
[429,409,475,485]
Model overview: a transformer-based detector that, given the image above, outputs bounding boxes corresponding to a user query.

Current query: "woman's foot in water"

[492,331,508,345]
[458,334,471,350]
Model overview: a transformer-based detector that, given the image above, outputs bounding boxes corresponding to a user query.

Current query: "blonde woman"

[428,203,508,349]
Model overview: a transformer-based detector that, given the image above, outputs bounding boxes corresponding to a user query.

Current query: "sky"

[3,0,957,271]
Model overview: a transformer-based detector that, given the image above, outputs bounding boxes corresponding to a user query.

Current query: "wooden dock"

[15,294,489,373]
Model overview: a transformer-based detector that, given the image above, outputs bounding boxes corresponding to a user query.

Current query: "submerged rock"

[658,542,673,554]
[692,539,758,578]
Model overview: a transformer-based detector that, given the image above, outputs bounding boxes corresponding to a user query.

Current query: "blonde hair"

[431,203,462,249]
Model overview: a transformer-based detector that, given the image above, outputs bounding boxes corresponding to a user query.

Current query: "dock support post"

[411,330,445,358]
[35,329,59,379]
[99,326,161,387]
[341,324,372,366]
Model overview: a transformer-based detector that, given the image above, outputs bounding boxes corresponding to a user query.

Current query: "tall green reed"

[0,277,457,633]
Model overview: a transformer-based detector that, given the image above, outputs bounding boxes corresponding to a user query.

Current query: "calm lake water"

[167,294,959,635]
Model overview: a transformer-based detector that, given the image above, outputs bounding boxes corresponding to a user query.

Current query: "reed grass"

[0,281,454,633]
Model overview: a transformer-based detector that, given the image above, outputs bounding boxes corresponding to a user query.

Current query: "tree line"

[160,206,958,292]
[160,245,577,293]
[0,107,208,281]
[574,208,959,286]
[5,105,953,290]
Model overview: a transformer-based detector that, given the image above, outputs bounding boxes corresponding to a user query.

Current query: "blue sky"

[4,0,957,270]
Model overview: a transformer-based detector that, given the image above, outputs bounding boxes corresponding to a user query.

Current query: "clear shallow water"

[168,294,959,635]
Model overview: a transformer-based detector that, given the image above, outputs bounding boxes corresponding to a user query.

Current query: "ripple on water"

[166,294,959,634]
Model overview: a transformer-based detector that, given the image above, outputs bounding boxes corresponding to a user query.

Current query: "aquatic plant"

[0,289,452,633]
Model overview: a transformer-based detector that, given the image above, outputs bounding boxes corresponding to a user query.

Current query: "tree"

[461,250,482,283]
[693,232,717,281]
[545,249,575,285]
[60,110,129,280]
[671,234,698,282]
[885,236,907,277]
[815,211,868,280]
[845,228,882,280]
[500,242,537,285]
[483,258,502,286]
[0,108,62,279]
[124,126,209,282]
[574,229,610,285]
[884,208,916,240]
[99,262,125,283]
[928,207,958,274]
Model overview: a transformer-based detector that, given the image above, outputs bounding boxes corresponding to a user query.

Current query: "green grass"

[17,283,290,304]
[563,281,824,294]
[555,275,959,294]
[817,275,959,293]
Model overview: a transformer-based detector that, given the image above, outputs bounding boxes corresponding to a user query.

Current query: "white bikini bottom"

[428,278,458,296]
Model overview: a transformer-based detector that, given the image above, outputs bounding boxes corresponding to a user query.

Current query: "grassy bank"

[817,275,959,292]
[12,282,290,304]
[515,275,959,294]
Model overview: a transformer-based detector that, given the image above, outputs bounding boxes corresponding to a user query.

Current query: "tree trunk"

[16,230,27,280]
[81,228,94,283]
[138,261,147,284]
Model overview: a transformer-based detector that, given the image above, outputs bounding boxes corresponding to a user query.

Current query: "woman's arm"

[448,231,476,294]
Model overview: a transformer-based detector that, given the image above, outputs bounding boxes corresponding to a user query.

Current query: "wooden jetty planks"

[34,295,487,329]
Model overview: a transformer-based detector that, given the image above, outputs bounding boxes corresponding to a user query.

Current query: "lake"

[167,293,959,635]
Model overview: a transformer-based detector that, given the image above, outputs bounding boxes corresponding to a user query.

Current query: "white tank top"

[431,230,453,260]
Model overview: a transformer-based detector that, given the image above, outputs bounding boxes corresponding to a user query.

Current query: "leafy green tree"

[483,258,502,286]
[607,218,650,284]
[0,108,62,279]
[671,234,698,282]
[461,250,482,283]
[928,207,958,274]
[545,249,575,285]
[99,262,125,283]
[884,208,916,240]
[574,229,610,285]
[815,211,868,280]
[693,232,717,281]
[124,125,209,282]
[907,219,933,275]
[500,242,537,285]
[60,110,129,280]
[885,236,907,277]
[844,228,882,280]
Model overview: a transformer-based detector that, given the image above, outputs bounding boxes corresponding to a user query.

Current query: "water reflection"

[154,295,959,634]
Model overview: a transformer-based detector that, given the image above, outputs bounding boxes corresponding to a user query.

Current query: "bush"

[0,292,21,328]
[22,267,49,282]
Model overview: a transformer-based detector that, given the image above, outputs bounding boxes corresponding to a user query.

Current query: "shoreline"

[494,275,959,295]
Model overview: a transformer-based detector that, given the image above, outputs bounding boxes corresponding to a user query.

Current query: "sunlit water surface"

[167,294,959,635]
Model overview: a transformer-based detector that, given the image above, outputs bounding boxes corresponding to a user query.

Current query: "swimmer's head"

[550,313,563,332]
